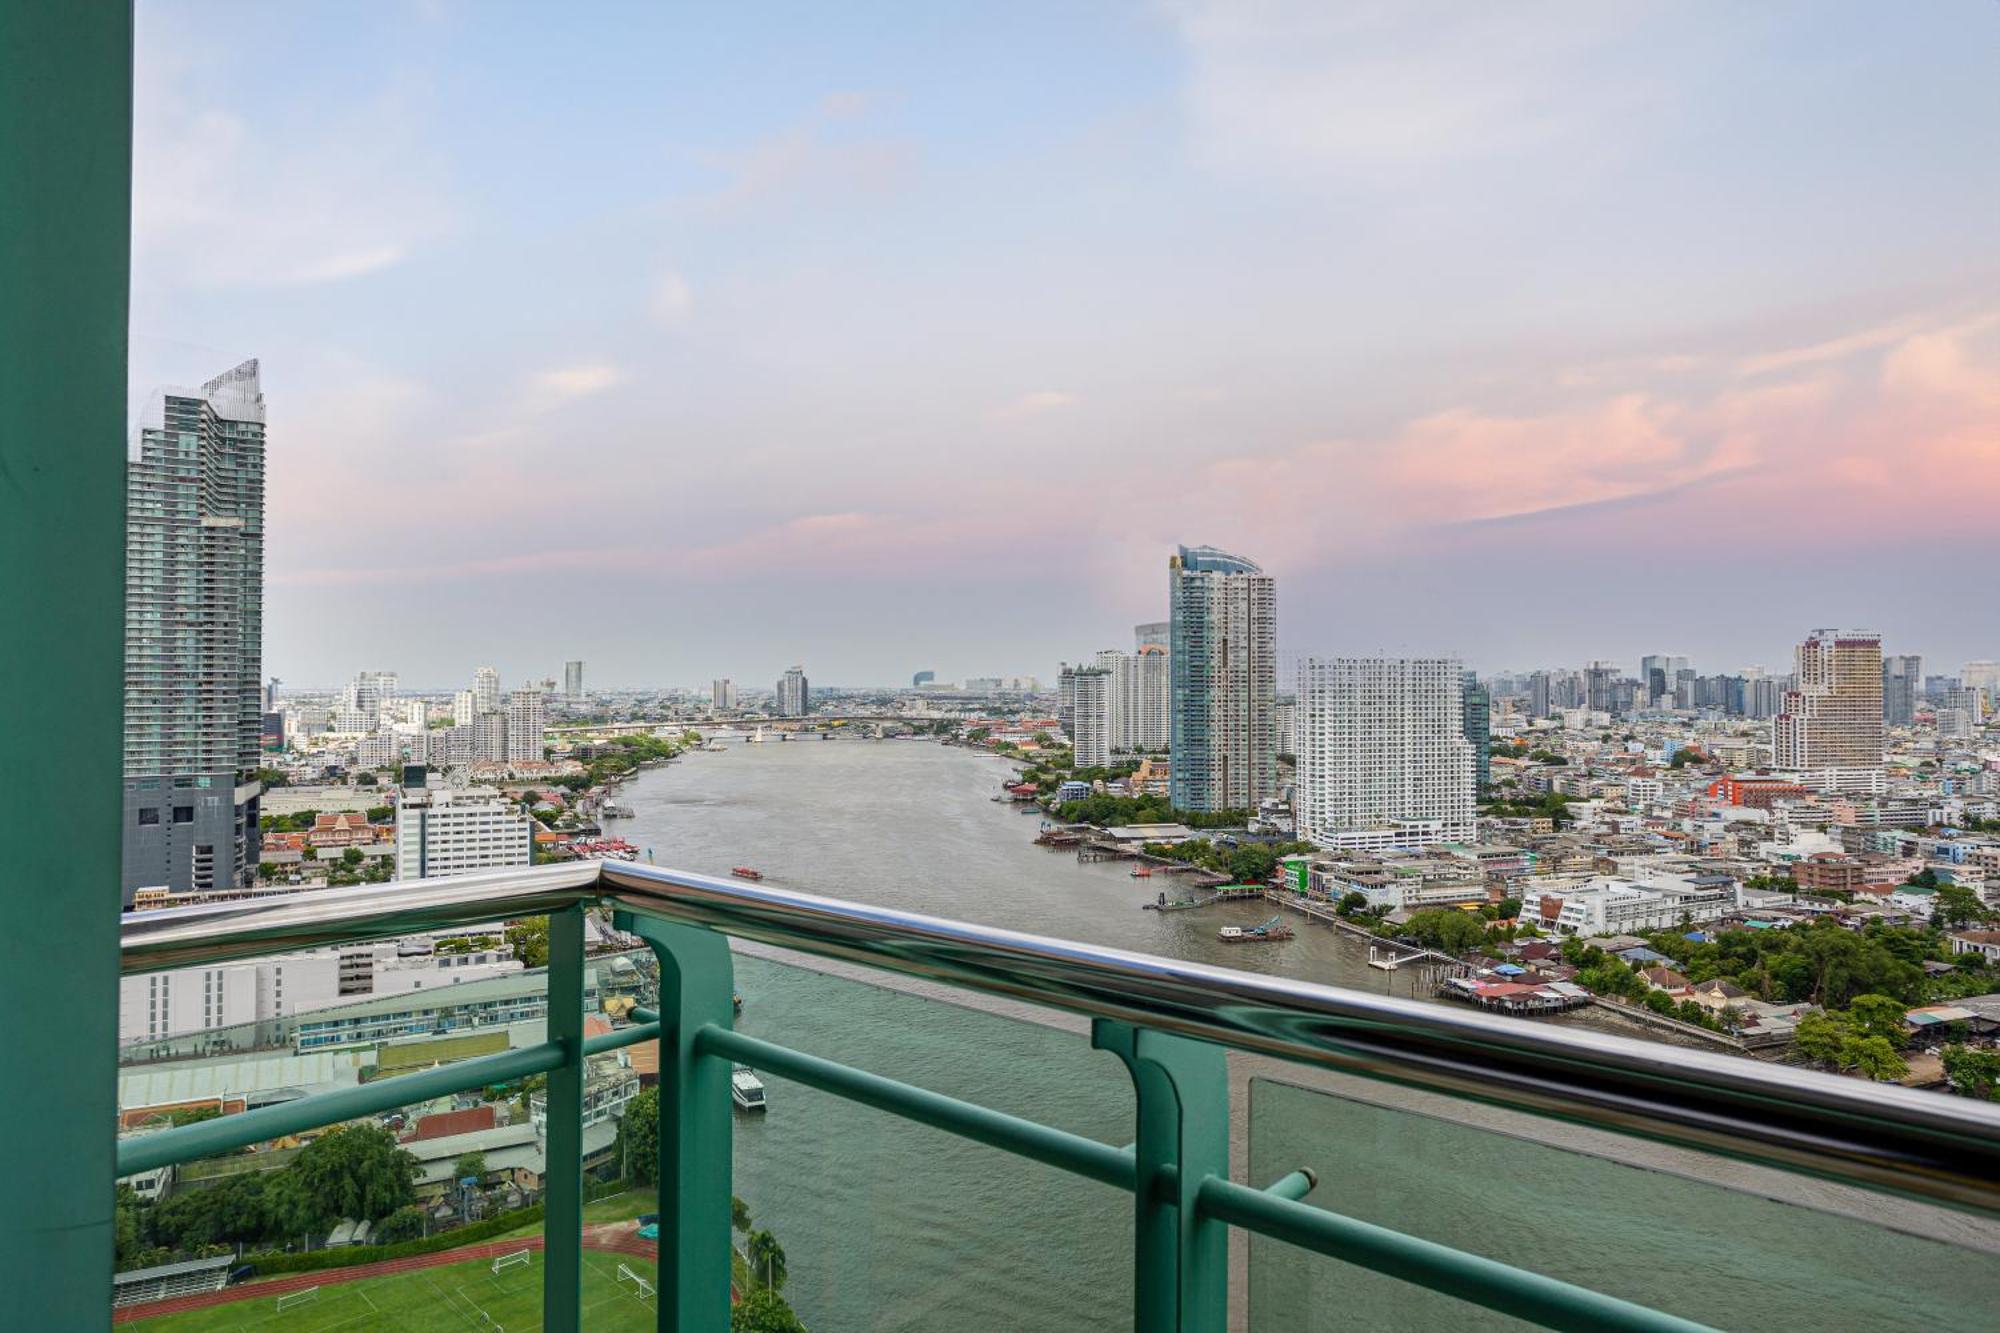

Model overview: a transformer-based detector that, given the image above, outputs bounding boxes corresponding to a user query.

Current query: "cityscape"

[9,6,2000,1333]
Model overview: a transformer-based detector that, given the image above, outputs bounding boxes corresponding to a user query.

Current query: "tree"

[453,1151,488,1183]
[732,1195,753,1236]
[373,1204,426,1244]
[355,771,379,787]
[1846,993,1910,1046]
[506,917,550,968]
[731,1288,807,1333]
[745,1228,788,1292]
[1402,909,1487,954]
[341,847,363,868]
[1845,1035,1908,1082]
[1934,884,1988,931]
[1793,1010,1849,1067]
[285,1125,418,1230]
[1337,891,1368,916]
[364,805,394,824]
[618,1086,660,1185]
[1941,1045,2000,1101]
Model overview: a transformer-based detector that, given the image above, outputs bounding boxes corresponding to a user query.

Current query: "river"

[610,736,1998,1333]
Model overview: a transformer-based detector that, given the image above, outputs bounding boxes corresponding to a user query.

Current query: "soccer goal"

[275,1287,320,1312]
[615,1263,655,1301]
[491,1249,533,1276]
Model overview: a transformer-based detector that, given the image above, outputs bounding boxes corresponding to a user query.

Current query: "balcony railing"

[110,860,2000,1331]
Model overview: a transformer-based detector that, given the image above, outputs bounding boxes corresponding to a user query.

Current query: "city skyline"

[126,2,2000,685]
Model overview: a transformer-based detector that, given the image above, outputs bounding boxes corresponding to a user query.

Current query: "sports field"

[128,1247,660,1332]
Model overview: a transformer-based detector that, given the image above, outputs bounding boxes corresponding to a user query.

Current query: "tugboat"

[731,866,765,882]
[1218,916,1295,943]
[1130,866,1153,879]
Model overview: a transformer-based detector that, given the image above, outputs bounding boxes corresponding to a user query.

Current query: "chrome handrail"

[120,860,2000,1215]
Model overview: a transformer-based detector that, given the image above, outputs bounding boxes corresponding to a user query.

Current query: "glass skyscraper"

[122,360,266,903]
[1167,545,1276,813]
[1462,670,1491,791]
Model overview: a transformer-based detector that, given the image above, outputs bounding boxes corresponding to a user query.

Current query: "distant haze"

[130,2,2000,687]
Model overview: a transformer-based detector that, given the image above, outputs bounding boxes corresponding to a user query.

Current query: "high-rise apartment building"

[1296,657,1475,851]
[1583,660,1619,713]
[1882,655,1922,727]
[712,678,737,711]
[1462,671,1491,790]
[777,666,810,717]
[1774,630,1883,771]
[564,660,585,701]
[1168,545,1276,813]
[505,687,545,763]
[1070,667,1112,769]
[1094,646,1169,754]
[394,779,533,879]
[122,360,266,904]
[452,689,477,726]
[473,665,500,714]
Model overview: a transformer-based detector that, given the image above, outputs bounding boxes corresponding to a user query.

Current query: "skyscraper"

[712,678,737,711]
[122,360,266,903]
[1296,657,1475,850]
[1583,660,1619,713]
[505,687,546,763]
[1774,630,1883,771]
[1070,667,1111,769]
[1134,622,1170,652]
[1462,670,1491,790]
[1094,646,1170,754]
[473,665,500,714]
[1168,545,1276,813]
[777,666,810,717]
[564,660,585,701]
[1882,654,1922,727]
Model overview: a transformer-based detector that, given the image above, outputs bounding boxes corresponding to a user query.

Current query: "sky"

[129,1,2000,689]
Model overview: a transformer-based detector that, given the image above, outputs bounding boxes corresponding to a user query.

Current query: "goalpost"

[615,1263,656,1301]
[275,1287,320,1312]
[491,1249,533,1276]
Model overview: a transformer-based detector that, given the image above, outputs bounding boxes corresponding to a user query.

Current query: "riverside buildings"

[1070,666,1112,768]
[505,687,546,763]
[393,780,534,880]
[1295,656,1475,851]
[121,360,267,905]
[1168,545,1277,812]
[1094,644,1169,755]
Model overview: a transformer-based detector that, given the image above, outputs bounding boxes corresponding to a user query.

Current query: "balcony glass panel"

[728,948,1136,1330]
[1245,1069,2000,1333]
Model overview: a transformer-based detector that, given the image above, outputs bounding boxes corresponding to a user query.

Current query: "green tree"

[506,917,551,968]
[285,1125,418,1230]
[1337,891,1368,916]
[340,847,363,867]
[1793,1010,1850,1067]
[618,1086,660,1185]
[373,1204,425,1243]
[1845,993,1910,1046]
[1934,884,1988,931]
[355,771,378,787]
[1941,1045,2000,1100]
[453,1151,488,1183]
[746,1228,788,1292]
[1844,1035,1908,1082]
[364,805,394,824]
[731,1288,807,1333]
[1402,909,1487,954]
[732,1195,753,1236]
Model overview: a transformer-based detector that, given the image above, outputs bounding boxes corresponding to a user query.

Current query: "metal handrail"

[120,860,2000,1215]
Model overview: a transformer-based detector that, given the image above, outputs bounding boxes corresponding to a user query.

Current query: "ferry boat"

[730,1067,768,1111]
[731,866,765,881]
[602,804,635,819]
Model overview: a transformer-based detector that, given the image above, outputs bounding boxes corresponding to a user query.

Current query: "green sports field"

[128,1247,660,1332]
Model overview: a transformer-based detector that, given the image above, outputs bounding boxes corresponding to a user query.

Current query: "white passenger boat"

[730,1066,768,1111]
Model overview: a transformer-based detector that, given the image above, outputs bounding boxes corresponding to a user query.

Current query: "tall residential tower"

[1167,545,1276,813]
[121,360,266,903]
[1774,630,1883,773]
[1296,657,1475,851]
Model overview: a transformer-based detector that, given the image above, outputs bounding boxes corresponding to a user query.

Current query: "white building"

[712,678,737,711]
[1296,657,1475,851]
[1071,667,1112,769]
[505,687,545,763]
[453,689,477,726]
[473,665,501,714]
[1774,630,1882,771]
[777,666,809,716]
[564,660,585,701]
[1095,646,1169,754]
[119,941,522,1044]
[395,783,533,880]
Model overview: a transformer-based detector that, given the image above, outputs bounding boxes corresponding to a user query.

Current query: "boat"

[1130,866,1153,878]
[731,866,764,881]
[602,804,635,819]
[1219,916,1295,943]
[730,1067,768,1111]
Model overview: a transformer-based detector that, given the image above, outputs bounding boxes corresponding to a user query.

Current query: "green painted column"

[543,908,586,1332]
[0,3,132,1327]
[618,913,735,1332]
[1095,1021,1230,1332]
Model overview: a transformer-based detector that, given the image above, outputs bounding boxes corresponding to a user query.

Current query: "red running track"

[114,1225,661,1324]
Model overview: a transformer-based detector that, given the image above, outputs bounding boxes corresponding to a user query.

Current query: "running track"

[115,1224,659,1323]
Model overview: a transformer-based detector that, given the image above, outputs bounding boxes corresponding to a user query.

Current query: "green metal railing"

[105,861,2000,1331]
